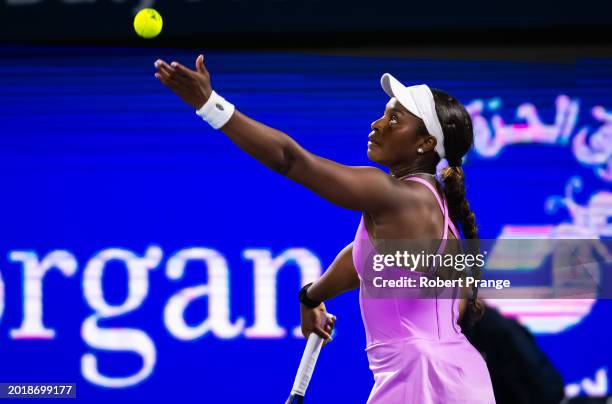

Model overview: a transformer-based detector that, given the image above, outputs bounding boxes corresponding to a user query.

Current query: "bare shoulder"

[368,179,443,240]
[353,166,419,210]
[397,178,441,203]
[377,177,442,220]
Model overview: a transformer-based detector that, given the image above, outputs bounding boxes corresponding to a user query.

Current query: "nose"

[371,116,383,131]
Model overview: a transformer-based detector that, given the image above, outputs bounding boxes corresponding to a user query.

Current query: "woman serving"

[154,54,495,403]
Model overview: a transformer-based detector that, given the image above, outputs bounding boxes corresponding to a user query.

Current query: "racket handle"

[285,393,304,404]
[289,333,324,397]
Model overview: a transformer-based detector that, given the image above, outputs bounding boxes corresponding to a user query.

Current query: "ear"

[418,135,438,153]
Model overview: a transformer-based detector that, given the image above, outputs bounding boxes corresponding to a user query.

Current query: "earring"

[417,148,424,154]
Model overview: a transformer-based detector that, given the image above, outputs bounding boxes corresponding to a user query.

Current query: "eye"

[390,113,399,123]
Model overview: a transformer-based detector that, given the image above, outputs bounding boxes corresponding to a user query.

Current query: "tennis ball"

[133,8,163,39]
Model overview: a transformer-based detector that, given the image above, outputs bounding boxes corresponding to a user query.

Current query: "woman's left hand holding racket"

[300,302,336,345]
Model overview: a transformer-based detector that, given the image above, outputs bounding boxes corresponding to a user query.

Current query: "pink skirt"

[365,336,496,404]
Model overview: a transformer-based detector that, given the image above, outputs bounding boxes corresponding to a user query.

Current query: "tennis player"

[154,54,496,403]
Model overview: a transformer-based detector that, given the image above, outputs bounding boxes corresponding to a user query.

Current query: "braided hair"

[432,88,484,325]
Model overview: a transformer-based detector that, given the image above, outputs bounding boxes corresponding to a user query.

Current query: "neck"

[390,161,436,180]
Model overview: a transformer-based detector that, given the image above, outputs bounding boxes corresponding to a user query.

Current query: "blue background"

[0,46,610,403]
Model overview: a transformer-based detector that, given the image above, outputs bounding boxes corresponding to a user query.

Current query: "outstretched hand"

[154,54,213,110]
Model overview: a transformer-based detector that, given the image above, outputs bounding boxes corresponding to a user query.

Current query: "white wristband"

[195,90,235,129]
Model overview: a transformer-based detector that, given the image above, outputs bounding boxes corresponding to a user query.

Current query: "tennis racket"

[285,325,333,404]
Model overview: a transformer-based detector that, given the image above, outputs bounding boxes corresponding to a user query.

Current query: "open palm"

[154,54,213,109]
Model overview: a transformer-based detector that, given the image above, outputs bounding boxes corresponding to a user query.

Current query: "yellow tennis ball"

[133,8,163,39]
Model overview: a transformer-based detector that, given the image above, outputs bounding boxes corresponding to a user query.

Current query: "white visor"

[380,73,446,159]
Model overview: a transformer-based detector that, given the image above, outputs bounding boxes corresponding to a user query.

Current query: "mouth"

[368,133,381,146]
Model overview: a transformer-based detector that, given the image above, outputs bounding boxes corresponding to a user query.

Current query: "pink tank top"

[352,175,463,347]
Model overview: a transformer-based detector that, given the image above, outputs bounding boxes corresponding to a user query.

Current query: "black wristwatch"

[298,282,322,308]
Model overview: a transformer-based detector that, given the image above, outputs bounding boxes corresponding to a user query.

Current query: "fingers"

[154,57,203,89]
[169,61,193,78]
[154,59,173,75]
[324,313,336,331]
[322,335,334,346]
[303,328,331,342]
[154,59,177,83]
[323,313,336,346]
[313,326,331,341]
[154,58,193,82]
[324,319,335,332]
[318,327,332,340]
[303,325,333,347]
[195,54,207,74]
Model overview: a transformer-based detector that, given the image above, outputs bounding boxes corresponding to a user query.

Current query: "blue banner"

[0,46,610,402]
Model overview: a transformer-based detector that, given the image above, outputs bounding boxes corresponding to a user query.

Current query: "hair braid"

[431,88,485,325]
[440,166,478,240]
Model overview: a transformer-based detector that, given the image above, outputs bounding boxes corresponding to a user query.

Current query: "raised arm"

[154,54,400,212]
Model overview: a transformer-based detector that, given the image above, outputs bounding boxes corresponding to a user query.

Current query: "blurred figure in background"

[460,300,565,404]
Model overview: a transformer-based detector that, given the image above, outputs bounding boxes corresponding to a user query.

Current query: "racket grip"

[289,333,324,397]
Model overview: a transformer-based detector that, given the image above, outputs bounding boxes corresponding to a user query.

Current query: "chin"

[366,149,378,163]
[367,148,386,165]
